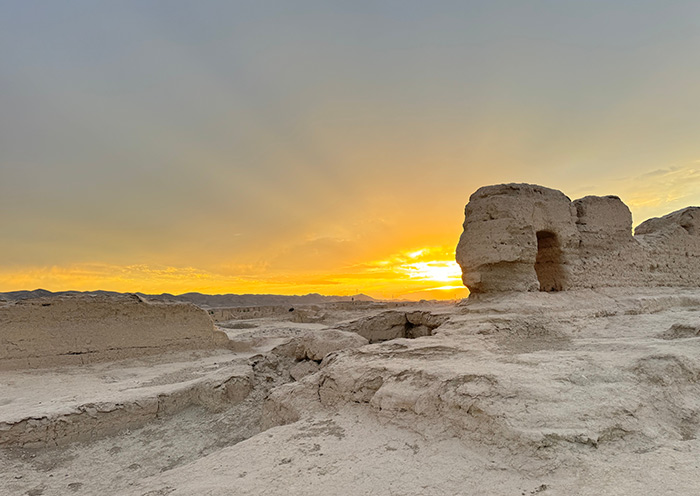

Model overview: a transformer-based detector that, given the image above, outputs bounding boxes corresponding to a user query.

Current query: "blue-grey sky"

[2,1,700,296]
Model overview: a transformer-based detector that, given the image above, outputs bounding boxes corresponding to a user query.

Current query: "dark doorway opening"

[535,231,566,291]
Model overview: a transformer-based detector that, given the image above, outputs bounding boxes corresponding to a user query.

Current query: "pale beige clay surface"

[3,289,700,495]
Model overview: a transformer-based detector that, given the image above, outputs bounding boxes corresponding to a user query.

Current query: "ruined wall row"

[0,294,229,369]
[456,183,700,293]
[634,207,700,287]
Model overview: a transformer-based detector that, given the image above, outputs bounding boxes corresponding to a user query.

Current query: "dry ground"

[3,290,700,495]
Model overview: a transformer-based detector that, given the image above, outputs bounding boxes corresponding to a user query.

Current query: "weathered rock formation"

[0,294,228,369]
[339,311,448,343]
[456,183,700,293]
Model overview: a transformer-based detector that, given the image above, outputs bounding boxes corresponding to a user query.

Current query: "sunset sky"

[2,1,700,299]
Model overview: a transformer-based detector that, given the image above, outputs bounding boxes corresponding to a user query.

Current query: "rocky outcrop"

[0,294,229,369]
[271,329,369,362]
[339,311,448,343]
[456,183,700,293]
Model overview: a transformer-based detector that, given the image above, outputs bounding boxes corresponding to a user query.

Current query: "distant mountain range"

[0,289,376,308]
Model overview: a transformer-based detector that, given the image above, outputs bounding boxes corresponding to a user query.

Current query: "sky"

[2,1,700,299]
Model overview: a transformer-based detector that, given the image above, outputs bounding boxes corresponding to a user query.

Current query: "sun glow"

[426,285,465,291]
[371,247,463,284]
[352,246,468,298]
[398,261,462,283]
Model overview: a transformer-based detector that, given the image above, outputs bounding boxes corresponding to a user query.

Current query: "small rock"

[289,361,320,381]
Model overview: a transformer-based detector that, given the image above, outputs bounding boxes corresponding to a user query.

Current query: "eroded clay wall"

[635,207,700,287]
[0,294,228,369]
[209,305,299,322]
[565,195,650,289]
[456,184,581,292]
[456,183,700,293]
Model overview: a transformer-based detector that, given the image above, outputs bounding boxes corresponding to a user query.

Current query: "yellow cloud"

[618,163,700,224]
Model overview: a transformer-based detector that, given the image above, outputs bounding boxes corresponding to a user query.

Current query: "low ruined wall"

[209,305,298,322]
[209,301,399,323]
[456,183,700,293]
[0,294,228,369]
[635,208,700,287]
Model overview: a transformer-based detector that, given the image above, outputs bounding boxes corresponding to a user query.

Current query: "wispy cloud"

[616,162,700,223]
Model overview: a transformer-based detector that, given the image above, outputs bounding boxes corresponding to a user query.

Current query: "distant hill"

[0,289,376,308]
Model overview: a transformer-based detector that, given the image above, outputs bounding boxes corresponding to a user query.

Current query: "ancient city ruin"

[3,184,700,494]
[0,294,228,370]
[456,183,700,293]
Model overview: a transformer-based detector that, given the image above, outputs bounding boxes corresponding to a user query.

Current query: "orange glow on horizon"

[5,170,693,302]
[0,245,470,301]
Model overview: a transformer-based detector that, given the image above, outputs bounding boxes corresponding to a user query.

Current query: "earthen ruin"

[456,183,700,293]
[0,294,228,369]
